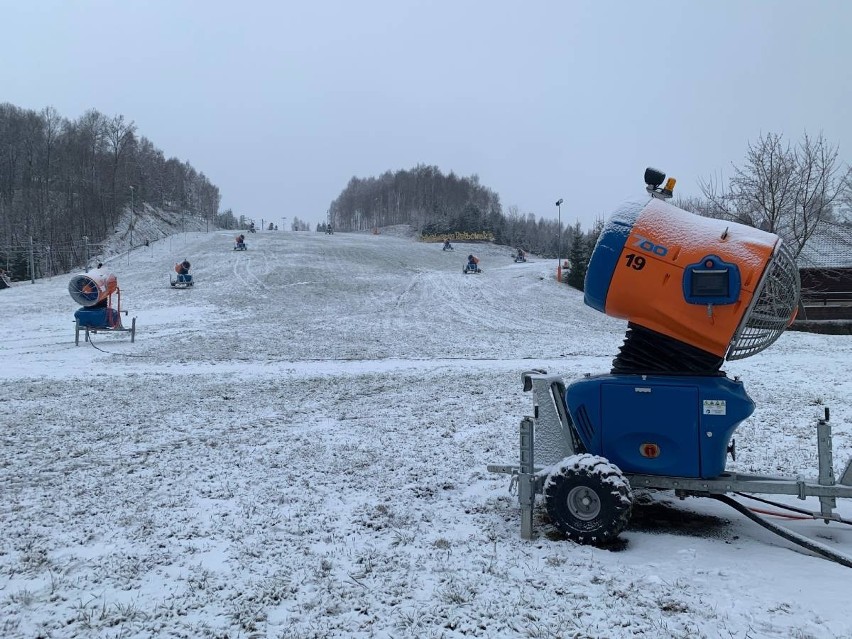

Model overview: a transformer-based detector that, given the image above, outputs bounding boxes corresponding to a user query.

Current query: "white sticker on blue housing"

[703,399,727,415]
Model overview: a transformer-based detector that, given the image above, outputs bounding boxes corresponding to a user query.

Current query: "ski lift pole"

[29,236,35,284]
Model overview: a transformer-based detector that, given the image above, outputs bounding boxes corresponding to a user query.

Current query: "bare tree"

[842,169,852,224]
[673,194,718,218]
[104,114,136,220]
[40,106,62,219]
[790,133,848,254]
[699,133,794,231]
[699,132,848,258]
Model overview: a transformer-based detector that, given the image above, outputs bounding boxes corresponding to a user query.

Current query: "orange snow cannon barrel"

[584,174,800,362]
[68,269,118,307]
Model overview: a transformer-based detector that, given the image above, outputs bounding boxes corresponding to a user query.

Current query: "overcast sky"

[3,0,850,230]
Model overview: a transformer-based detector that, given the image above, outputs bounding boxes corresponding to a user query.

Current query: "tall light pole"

[129,186,135,250]
[556,198,564,282]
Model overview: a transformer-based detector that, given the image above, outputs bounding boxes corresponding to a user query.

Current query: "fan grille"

[727,242,800,360]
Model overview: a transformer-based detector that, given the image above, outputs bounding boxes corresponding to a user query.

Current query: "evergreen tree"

[567,222,588,290]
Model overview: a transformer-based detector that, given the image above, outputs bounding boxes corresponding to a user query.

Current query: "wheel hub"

[566,486,601,521]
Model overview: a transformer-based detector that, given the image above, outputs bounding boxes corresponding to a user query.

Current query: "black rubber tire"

[544,454,633,545]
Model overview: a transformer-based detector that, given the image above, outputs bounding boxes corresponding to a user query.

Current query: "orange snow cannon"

[69,268,136,344]
[68,269,118,307]
[488,169,852,556]
[585,168,800,368]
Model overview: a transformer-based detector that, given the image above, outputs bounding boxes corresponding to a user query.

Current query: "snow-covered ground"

[2,228,852,638]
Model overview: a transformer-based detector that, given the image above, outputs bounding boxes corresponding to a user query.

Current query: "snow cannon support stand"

[488,168,852,567]
[69,269,137,345]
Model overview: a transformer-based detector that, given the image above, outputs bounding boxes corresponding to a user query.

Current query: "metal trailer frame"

[75,315,136,346]
[488,370,852,560]
[170,273,194,288]
[74,286,137,346]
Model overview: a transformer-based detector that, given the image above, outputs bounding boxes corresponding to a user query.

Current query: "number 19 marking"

[624,253,646,270]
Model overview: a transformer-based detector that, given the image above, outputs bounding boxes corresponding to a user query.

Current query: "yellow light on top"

[664,177,677,193]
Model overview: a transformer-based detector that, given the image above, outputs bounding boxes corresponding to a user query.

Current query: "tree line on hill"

[327,164,599,263]
[0,103,228,279]
[328,132,851,291]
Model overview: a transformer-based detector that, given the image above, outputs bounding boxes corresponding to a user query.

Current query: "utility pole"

[83,236,89,268]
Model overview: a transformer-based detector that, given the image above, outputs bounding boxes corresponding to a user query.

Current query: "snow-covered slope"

[2,229,852,638]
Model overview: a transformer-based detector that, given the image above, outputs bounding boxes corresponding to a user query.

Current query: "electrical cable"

[735,491,852,527]
[745,507,810,521]
[87,332,151,358]
[710,494,852,569]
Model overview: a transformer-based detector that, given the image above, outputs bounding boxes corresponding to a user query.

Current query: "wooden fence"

[797,268,852,321]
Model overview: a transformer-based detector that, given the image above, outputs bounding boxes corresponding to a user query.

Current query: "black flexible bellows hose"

[611,323,725,375]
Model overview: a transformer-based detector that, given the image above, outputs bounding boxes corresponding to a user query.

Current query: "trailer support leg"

[519,417,536,540]
[817,411,837,522]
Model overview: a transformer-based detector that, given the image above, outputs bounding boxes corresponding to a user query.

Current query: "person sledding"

[514,248,526,262]
[442,238,454,251]
[234,234,247,250]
